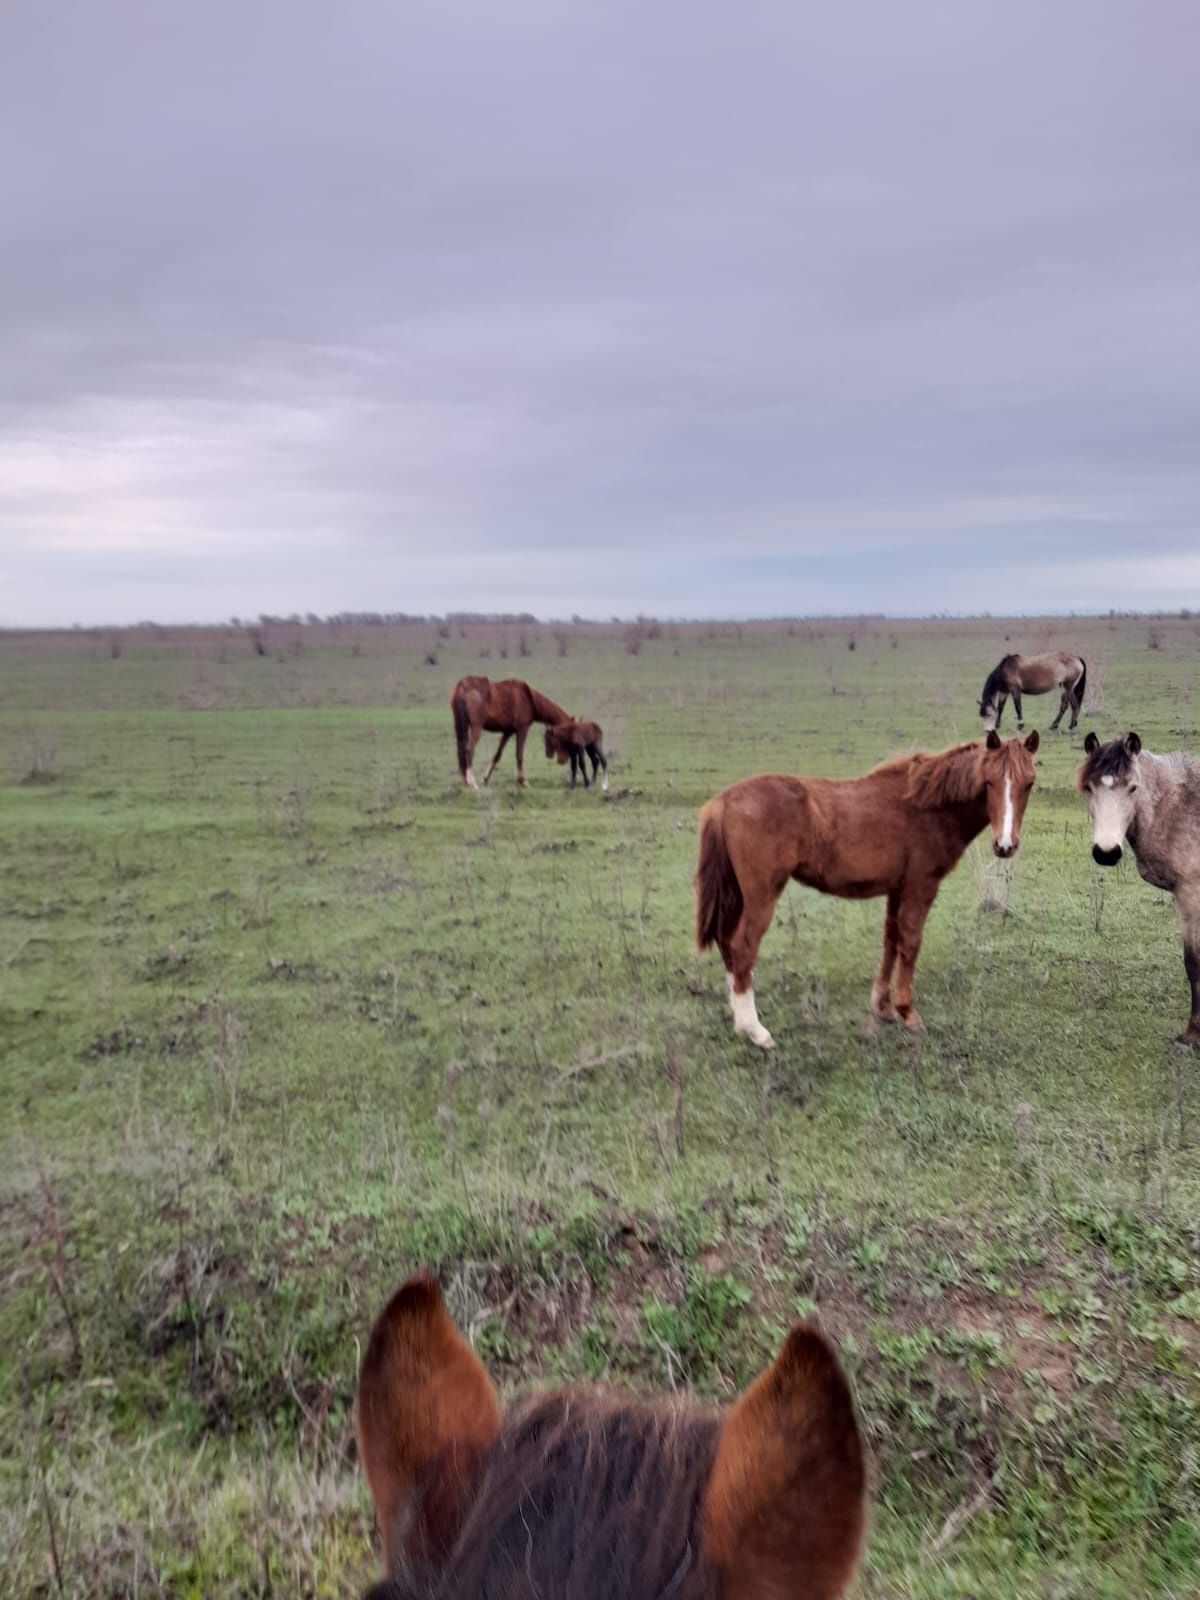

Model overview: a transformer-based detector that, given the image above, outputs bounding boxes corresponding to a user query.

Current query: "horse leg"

[1049,690,1068,731]
[1069,679,1083,729]
[483,731,511,784]
[1175,894,1200,1047]
[593,744,609,792]
[892,886,936,1031]
[464,725,481,790]
[569,750,579,788]
[994,694,1006,730]
[1012,690,1024,730]
[870,891,902,1021]
[725,881,786,1050]
[579,749,590,787]
[515,725,529,786]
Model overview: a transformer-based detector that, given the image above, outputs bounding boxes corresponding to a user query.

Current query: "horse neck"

[1128,752,1172,848]
[529,688,570,725]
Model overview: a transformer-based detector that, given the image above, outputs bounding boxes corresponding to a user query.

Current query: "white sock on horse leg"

[731,985,774,1049]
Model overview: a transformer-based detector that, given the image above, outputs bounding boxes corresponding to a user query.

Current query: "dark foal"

[545,719,609,791]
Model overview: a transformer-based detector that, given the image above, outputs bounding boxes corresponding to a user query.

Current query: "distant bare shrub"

[1147,626,1163,650]
[498,636,509,659]
[554,631,570,657]
[248,626,268,657]
[624,622,645,656]
[518,632,532,658]
[436,620,451,640]
[15,725,59,785]
[479,644,492,658]
[107,632,123,660]
[424,649,439,667]
[847,635,857,651]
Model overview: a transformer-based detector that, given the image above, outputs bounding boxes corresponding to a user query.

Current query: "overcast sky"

[3,1,1199,625]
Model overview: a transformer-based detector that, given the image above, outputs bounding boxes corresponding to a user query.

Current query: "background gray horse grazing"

[980,650,1086,732]
[1078,731,1200,1048]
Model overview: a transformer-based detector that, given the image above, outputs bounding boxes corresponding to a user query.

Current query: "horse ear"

[356,1273,500,1577]
[703,1325,866,1600]
[1023,730,1039,753]
[985,729,1002,750]
[1125,732,1142,756]
[1084,731,1099,753]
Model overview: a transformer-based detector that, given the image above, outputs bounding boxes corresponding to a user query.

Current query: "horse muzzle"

[993,840,1017,859]
[1092,843,1122,867]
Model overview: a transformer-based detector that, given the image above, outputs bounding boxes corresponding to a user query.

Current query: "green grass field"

[3,615,1199,1598]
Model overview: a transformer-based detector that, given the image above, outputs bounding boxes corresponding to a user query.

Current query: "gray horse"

[1078,731,1200,1047]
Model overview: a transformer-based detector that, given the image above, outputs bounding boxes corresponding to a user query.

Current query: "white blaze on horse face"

[730,984,774,1049]
[997,776,1015,851]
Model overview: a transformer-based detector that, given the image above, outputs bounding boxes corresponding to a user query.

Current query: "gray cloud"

[2,0,1199,623]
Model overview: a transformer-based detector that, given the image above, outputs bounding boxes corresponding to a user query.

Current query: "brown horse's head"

[980,728,1039,857]
[357,1273,866,1600]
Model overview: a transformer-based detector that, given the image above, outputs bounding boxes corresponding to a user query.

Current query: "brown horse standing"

[356,1272,865,1600]
[979,650,1086,733]
[450,676,570,789]
[696,731,1039,1047]
[544,719,609,791]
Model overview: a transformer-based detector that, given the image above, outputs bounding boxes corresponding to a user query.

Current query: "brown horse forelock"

[365,1392,720,1600]
[902,737,1032,811]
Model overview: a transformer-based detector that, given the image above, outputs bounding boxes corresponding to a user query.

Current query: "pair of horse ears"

[1083,731,1140,755]
[355,1274,866,1599]
[985,729,1040,753]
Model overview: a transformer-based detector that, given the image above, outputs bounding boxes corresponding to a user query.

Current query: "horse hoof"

[1175,1029,1200,1050]
[900,1011,924,1033]
[753,1029,775,1050]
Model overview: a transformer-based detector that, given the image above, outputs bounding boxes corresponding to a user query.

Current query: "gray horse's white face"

[979,699,999,733]
[1080,735,1141,865]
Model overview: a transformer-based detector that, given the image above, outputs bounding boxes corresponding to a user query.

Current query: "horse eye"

[1128,783,1138,793]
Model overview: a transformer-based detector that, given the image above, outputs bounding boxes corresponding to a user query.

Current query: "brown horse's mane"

[870,740,1003,810]
[365,1390,719,1600]
[526,684,571,725]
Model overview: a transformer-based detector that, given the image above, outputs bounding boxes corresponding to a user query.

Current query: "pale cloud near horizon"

[2,1,1199,624]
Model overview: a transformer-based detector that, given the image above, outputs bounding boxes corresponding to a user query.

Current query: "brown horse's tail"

[1076,657,1087,709]
[451,684,472,778]
[696,797,743,953]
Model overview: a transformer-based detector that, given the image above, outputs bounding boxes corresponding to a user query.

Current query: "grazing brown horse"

[544,719,609,791]
[450,676,570,789]
[1079,731,1200,1047]
[357,1272,866,1600]
[696,731,1039,1047]
[979,650,1086,733]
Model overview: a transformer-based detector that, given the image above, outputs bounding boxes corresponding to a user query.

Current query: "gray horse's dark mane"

[1077,737,1135,788]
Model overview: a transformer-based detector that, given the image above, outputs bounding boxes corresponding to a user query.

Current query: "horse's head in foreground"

[980,729,1039,858]
[356,1273,865,1600]
[1078,731,1142,865]
[544,725,571,764]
